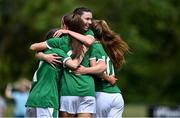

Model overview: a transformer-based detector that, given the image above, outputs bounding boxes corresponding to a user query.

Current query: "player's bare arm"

[65,45,88,69]
[54,29,95,46]
[73,60,106,75]
[30,41,47,51]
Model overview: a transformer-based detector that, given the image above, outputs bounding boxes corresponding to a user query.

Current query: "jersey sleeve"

[89,43,107,62]
[46,37,63,49]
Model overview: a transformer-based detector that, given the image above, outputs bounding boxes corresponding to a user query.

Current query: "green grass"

[4,104,148,117]
[123,104,148,117]
[4,104,14,117]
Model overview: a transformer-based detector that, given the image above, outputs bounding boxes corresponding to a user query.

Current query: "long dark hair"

[45,28,59,40]
[73,7,92,15]
[63,13,85,58]
[92,20,129,68]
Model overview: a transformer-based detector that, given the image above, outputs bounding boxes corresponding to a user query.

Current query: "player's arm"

[30,41,60,66]
[54,29,95,46]
[30,37,60,51]
[35,52,61,66]
[32,38,61,65]
[65,58,82,70]
[98,73,117,85]
[74,59,117,85]
[73,60,106,75]
[30,41,47,51]
[5,83,13,99]
[35,45,88,69]
[35,51,80,69]
[91,59,117,85]
[64,45,88,69]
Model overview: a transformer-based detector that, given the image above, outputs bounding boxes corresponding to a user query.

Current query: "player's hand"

[6,83,13,90]
[104,75,117,85]
[73,65,87,74]
[53,29,69,37]
[44,53,62,68]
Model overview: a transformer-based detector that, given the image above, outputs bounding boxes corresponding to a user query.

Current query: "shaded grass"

[123,104,148,117]
[4,103,148,117]
[4,103,14,117]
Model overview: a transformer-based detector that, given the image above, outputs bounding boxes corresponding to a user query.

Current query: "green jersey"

[89,41,121,93]
[84,29,94,36]
[26,48,70,109]
[46,29,95,96]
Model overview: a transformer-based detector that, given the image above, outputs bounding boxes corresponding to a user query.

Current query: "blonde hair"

[14,78,31,91]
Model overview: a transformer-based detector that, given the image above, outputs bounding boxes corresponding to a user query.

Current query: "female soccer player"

[73,20,129,118]
[25,14,88,118]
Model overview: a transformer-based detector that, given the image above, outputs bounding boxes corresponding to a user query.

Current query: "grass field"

[3,104,148,117]
[123,104,148,117]
[4,104,13,117]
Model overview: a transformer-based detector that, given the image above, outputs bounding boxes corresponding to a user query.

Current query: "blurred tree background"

[0,0,180,106]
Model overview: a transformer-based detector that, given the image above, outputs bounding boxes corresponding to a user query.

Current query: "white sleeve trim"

[97,59,105,63]
[63,57,71,67]
[89,57,96,61]
[45,41,52,49]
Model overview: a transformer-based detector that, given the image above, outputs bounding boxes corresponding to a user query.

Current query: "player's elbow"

[30,43,37,51]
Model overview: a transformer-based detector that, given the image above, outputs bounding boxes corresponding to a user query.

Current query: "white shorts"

[25,107,58,118]
[95,92,124,118]
[60,96,96,114]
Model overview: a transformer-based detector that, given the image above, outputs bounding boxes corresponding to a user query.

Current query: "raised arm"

[30,41,47,51]
[5,83,13,99]
[54,29,95,46]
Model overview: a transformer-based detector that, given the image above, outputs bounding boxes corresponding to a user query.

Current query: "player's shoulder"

[84,29,94,36]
